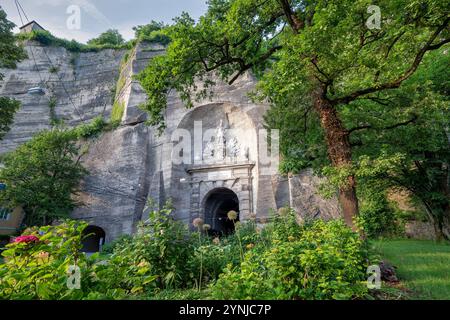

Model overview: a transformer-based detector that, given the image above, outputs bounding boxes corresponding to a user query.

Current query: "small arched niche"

[81,225,106,253]
[203,188,239,236]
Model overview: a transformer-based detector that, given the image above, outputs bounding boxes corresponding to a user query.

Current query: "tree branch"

[232,11,285,48]
[347,114,419,135]
[385,30,406,58]
[331,17,450,105]
[228,45,283,84]
[278,0,303,33]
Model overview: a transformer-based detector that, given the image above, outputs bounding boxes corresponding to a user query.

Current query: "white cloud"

[28,0,111,27]
[73,0,111,27]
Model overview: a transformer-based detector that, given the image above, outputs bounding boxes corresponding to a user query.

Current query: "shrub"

[100,234,132,255]
[0,221,91,300]
[189,243,233,284]
[358,190,403,239]
[267,207,303,242]
[0,204,374,300]
[0,221,158,300]
[49,66,59,73]
[73,116,107,139]
[87,29,125,47]
[48,96,60,126]
[133,21,171,45]
[17,30,132,53]
[97,202,195,293]
[210,219,370,300]
[209,251,269,300]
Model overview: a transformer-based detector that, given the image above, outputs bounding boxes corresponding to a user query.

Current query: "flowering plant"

[13,235,40,244]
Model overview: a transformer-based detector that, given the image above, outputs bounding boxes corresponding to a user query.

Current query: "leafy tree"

[133,21,166,38]
[0,7,26,80]
[0,7,26,141]
[270,48,449,239]
[138,0,449,228]
[348,48,450,240]
[0,97,20,140]
[87,29,125,46]
[264,94,328,173]
[133,21,171,45]
[0,129,87,226]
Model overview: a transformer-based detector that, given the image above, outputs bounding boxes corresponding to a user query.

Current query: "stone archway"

[170,102,259,224]
[204,188,239,235]
[81,225,106,253]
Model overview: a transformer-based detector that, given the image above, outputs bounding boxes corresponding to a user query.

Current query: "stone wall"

[0,41,125,155]
[0,40,342,241]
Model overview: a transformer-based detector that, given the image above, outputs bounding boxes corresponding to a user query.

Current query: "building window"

[0,208,11,221]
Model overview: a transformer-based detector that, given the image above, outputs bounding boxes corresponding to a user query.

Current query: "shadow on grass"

[372,239,450,300]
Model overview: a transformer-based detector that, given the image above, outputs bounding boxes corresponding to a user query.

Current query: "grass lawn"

[373,239,450,300]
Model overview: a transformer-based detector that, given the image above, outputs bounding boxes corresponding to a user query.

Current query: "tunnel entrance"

[204,188,239,236]
[81,225,106,253]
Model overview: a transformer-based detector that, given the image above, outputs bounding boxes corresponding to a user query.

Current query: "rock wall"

[0,40,341,241]
[0,41,125,155]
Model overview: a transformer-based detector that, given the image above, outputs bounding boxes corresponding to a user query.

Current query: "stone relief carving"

[203,120,249,162]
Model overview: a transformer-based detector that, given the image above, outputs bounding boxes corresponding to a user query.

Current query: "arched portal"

[204,188,239,236]
[81,225,106,253]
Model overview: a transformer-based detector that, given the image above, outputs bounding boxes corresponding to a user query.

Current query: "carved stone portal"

[186,162,255,232]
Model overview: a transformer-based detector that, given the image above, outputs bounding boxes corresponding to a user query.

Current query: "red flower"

[13,235,40,244]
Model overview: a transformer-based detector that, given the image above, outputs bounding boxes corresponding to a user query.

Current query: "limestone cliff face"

[0,40,341,241]
[0,41,125,155]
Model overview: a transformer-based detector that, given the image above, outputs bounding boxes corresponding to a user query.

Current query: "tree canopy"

[0,97,20,141]
[133,21,171,45]
[0,7,26,80]
[0,129,87,226]
[87,29,125,47]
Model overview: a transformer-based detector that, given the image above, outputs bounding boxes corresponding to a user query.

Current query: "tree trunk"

[439,162,450,240]
[442,204,450,241]
[314,89,359,228]
[421,199,449,242]
[421,151,450,241]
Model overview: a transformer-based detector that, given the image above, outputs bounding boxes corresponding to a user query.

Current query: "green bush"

[190,243,233,283]
[358,191,403,239]
[0,221,157,300]
[17,30,132,53]
[49,66,59,73]
[133,21,171,45]
[73,116,107,139]
[98,202,196,292]
[267,207,303,242]
[0,221,91,300]
[0,204,374,300]
[87,29,125,47]
[210,219,370,300]
[100,234,132,255]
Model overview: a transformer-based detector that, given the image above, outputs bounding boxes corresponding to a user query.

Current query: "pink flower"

[13,235,40,244]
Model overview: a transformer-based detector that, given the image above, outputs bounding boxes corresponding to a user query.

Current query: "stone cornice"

[186,161,255,174]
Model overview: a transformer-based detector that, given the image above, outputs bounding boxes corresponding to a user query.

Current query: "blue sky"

[1,0,208,43]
